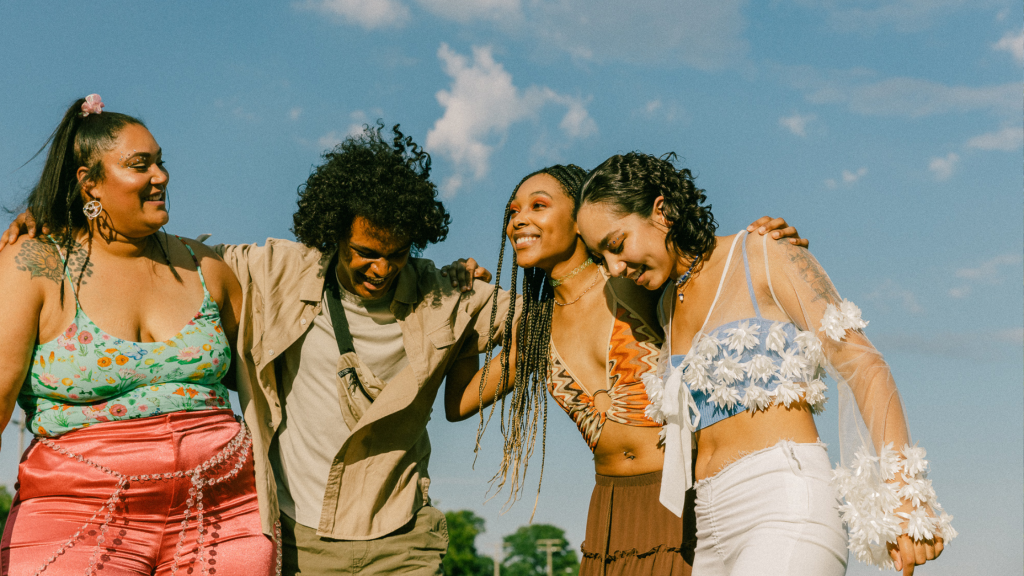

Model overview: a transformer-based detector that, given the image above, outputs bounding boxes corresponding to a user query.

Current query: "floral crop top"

[547,280,662,451]
[19,238,233,437]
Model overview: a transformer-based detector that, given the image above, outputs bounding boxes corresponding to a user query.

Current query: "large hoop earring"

[83,200,103,220]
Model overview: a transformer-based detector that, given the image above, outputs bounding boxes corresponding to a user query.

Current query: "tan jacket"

[216,239,509,540]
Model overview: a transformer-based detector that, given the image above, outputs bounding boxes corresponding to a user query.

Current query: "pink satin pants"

[1,410,275,576]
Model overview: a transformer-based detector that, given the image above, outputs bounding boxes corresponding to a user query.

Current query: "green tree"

[502,524,579,576]
[0,485,12,533]
[443,510,493,576]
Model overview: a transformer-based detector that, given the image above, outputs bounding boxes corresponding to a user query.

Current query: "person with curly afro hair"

[213,123,512,575]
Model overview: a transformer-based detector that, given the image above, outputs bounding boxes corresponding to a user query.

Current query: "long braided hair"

[24,97,174,304]
[476,163,588,515]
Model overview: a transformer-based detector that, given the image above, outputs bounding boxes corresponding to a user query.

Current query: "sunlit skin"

[0,124,243,447]
[335,217,412,300]
[482,173,668,477]
[577,199,940,575]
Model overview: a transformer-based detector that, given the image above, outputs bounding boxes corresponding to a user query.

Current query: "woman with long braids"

[0,96,276,574]
[446,164,803,576]
[574,152,955,575]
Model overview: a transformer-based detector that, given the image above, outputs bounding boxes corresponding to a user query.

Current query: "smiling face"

[79,123,169,237]
[505,173,580,272]
[336,216,412,299]
[576,198,678,290]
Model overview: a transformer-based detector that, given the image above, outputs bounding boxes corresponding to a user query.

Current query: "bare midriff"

[693,399,820,481]
[593,421,665,477]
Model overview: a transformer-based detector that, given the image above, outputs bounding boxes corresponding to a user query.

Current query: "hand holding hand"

[889,532,944,575]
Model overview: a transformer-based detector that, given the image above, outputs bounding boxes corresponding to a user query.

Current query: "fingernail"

[772,231,780,238]
[758,226,766,233]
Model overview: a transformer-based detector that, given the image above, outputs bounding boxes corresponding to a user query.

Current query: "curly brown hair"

[292,122,450,256]
[578,152,717,263]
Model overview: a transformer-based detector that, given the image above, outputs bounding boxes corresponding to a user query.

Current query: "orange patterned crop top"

[547,284,663,451]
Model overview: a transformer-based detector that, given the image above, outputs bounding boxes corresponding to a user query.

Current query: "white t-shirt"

[270,284,408,528]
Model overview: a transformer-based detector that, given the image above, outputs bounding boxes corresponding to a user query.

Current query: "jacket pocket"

[427,322,456,349]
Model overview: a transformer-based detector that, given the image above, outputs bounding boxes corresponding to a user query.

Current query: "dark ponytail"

[579,152,717,263]
[477,163,587,515]
[24,97,145,300]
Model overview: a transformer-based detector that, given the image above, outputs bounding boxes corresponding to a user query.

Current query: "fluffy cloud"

[779,113,815,137]
[825,167,866,188]
[296,0,409,29]
[928,153,958,180]
[865,279,923,314]
[993,28,1024,63]
[966,126,1024,151]
[426,44,595,196]
[785,66,1019,118]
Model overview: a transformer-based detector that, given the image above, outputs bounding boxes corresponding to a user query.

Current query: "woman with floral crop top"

[445,163,803,576]
[576,152,955,575]
[0,96,277,575]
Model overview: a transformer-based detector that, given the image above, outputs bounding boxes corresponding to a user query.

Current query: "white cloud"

[296,0,409,29]
[318,131,344,150]
[928,152,959,180]
[825,166,865,188]
[993,28,1024,63]
[414,0,520,23]
[842,167,867,183]
[779,113,815,137]
[795,0,1003,32]
[955,253,1023,281]
[533,0,747,69]
[786,66,1019,118]
[426,44,596,196]
[865,279,923,314]
[966,126,1024,151]
[288,107,303,120]
[948,286,970,298]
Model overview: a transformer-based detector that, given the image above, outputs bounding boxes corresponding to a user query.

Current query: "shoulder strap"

[762,234,785,312]
[176,236,210,295]
[50,238,81,305]
[741,233,762,318]
[323,256,356,356]
[699,231,745,332]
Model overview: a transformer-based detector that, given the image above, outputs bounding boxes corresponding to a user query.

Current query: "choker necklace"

[549,257,594,287]
[675,256,701,303]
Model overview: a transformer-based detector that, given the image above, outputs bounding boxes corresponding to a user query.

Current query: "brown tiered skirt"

[580,470,696,576]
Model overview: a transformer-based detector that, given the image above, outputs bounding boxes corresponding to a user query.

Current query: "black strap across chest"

[323,258,356,357]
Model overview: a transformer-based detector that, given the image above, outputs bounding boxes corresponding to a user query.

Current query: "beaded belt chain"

[32,423,282,576]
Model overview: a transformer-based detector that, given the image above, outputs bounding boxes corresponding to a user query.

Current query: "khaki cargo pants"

[280,506,448,575]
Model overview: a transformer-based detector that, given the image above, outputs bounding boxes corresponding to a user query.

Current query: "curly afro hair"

[292,122,451,256]
[579,152,717,263]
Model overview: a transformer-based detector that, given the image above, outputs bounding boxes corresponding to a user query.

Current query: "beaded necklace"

[549,257,593,287]
[675,256,702,303]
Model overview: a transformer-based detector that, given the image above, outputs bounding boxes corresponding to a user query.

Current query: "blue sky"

[1,1,1021,573]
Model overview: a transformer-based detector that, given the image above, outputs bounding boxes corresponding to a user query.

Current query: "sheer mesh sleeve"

[761,234,956,567]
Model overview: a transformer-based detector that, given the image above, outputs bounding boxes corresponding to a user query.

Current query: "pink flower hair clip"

[80,94,104,117]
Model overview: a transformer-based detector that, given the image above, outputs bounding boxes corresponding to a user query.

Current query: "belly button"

[623,451,635,460]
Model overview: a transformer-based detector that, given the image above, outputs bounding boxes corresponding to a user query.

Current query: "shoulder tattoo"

[777,239,839,305]
[14,240,94,286]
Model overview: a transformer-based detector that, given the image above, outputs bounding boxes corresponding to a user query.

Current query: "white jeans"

[692,441,849,576]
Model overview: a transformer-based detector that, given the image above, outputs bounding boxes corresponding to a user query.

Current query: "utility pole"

[489,541,501,569]
[535,538,562,576]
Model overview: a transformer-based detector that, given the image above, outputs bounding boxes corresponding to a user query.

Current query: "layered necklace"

[550,257,600,306]
[675,256,702,303]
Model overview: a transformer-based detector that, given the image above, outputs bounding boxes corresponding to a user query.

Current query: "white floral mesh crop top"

[644,230,956,569]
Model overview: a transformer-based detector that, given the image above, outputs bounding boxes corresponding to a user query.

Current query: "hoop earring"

[83,200,103,220]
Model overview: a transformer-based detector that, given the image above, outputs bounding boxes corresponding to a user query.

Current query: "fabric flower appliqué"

[723,321,760,353]
[765,322,787,353]
[820,298,869,341]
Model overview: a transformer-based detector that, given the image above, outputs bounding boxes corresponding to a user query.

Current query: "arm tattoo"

[14,240,94,287]
[778,239,839,305]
